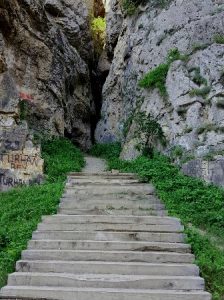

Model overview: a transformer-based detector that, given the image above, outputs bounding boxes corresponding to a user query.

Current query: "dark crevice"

[89,0,109,143]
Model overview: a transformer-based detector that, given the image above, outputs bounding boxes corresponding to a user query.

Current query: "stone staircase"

[0,172,211,300]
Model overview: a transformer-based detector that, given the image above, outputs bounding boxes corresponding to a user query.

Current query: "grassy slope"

[0,138,84,287]
[90,143,224,300]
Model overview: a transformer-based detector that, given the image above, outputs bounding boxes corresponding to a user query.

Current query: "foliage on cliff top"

[91,17,106,56]
[121,0,174,16]
[91,142,224,299]
[0,138,84,287]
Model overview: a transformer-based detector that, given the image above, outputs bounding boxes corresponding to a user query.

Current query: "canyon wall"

[96,0,224,186]
[0,0,94,190]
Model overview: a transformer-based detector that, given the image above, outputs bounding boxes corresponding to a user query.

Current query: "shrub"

[42,137,85,182]
[133,111,166,151]
[91,17,106,56]
[90,142,122,161]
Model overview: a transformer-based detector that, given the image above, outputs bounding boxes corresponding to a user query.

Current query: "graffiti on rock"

[0,153,40,170]
[0,173,42,187]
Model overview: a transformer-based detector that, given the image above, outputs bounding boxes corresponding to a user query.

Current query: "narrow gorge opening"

[90,0,110,143]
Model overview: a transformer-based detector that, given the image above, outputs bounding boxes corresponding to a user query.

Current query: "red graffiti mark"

[19,92,34,101]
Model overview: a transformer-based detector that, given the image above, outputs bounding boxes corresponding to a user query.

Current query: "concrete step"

[59,201,165,211]
[58,208,168,216]
[66,179,140,185]
[0,171,211,300]
[21,250,194,263]
[28,240,191,253]
[65,184,155,195]
[0,286,212,300]
[16,261,200,276]
[8,273,205,290]
[37,222,182,232]
[42,215,181,225]
[32,231,185,243]
[68,172,137,178]
[61,196,161,204]
[61,193,159,202]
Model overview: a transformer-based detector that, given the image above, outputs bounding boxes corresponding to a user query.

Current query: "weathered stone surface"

[182,158,224,187]
[0,0,94,150]
[95,0,224,185]
[0,121,44,191]
[0,0,95,190]
[104,0,123,59]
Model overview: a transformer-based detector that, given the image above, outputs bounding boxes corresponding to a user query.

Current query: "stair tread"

[1,286,210,293]
[10,272,203,280]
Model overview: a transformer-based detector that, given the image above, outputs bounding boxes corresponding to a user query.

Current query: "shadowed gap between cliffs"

[90,0,109,143]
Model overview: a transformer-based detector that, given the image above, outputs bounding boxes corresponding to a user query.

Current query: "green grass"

[139,63,169,98]
[91,143,224,299]
[0,138,84,287]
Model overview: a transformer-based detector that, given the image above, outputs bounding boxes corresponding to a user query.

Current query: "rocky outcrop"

[0,0,94,190]
[182,158,224,187]
[96,0,224,185]
[104,0,123,59]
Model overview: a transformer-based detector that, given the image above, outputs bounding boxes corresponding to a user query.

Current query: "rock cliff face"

[0,0,94,190]
[96,0,224,186]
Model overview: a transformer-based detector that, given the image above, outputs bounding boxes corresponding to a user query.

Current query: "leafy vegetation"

[133,111,166,152]
[121,0,173,15]
[90,142,122,162]
[139,63,169,98]
[214,34,224,44]
[91,17,106,57]
[139,48,188,99]
[41,138,85,182]
[91,143,224,299]
[0,138,84,287]
[169,145,184,160]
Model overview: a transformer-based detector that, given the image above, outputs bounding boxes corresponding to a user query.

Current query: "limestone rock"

[96,0,224,185]
[0,0,94,150]
[104,0,123,59]
[0,0,95,189]
[0,120,44,191]
[182,158,224,187]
